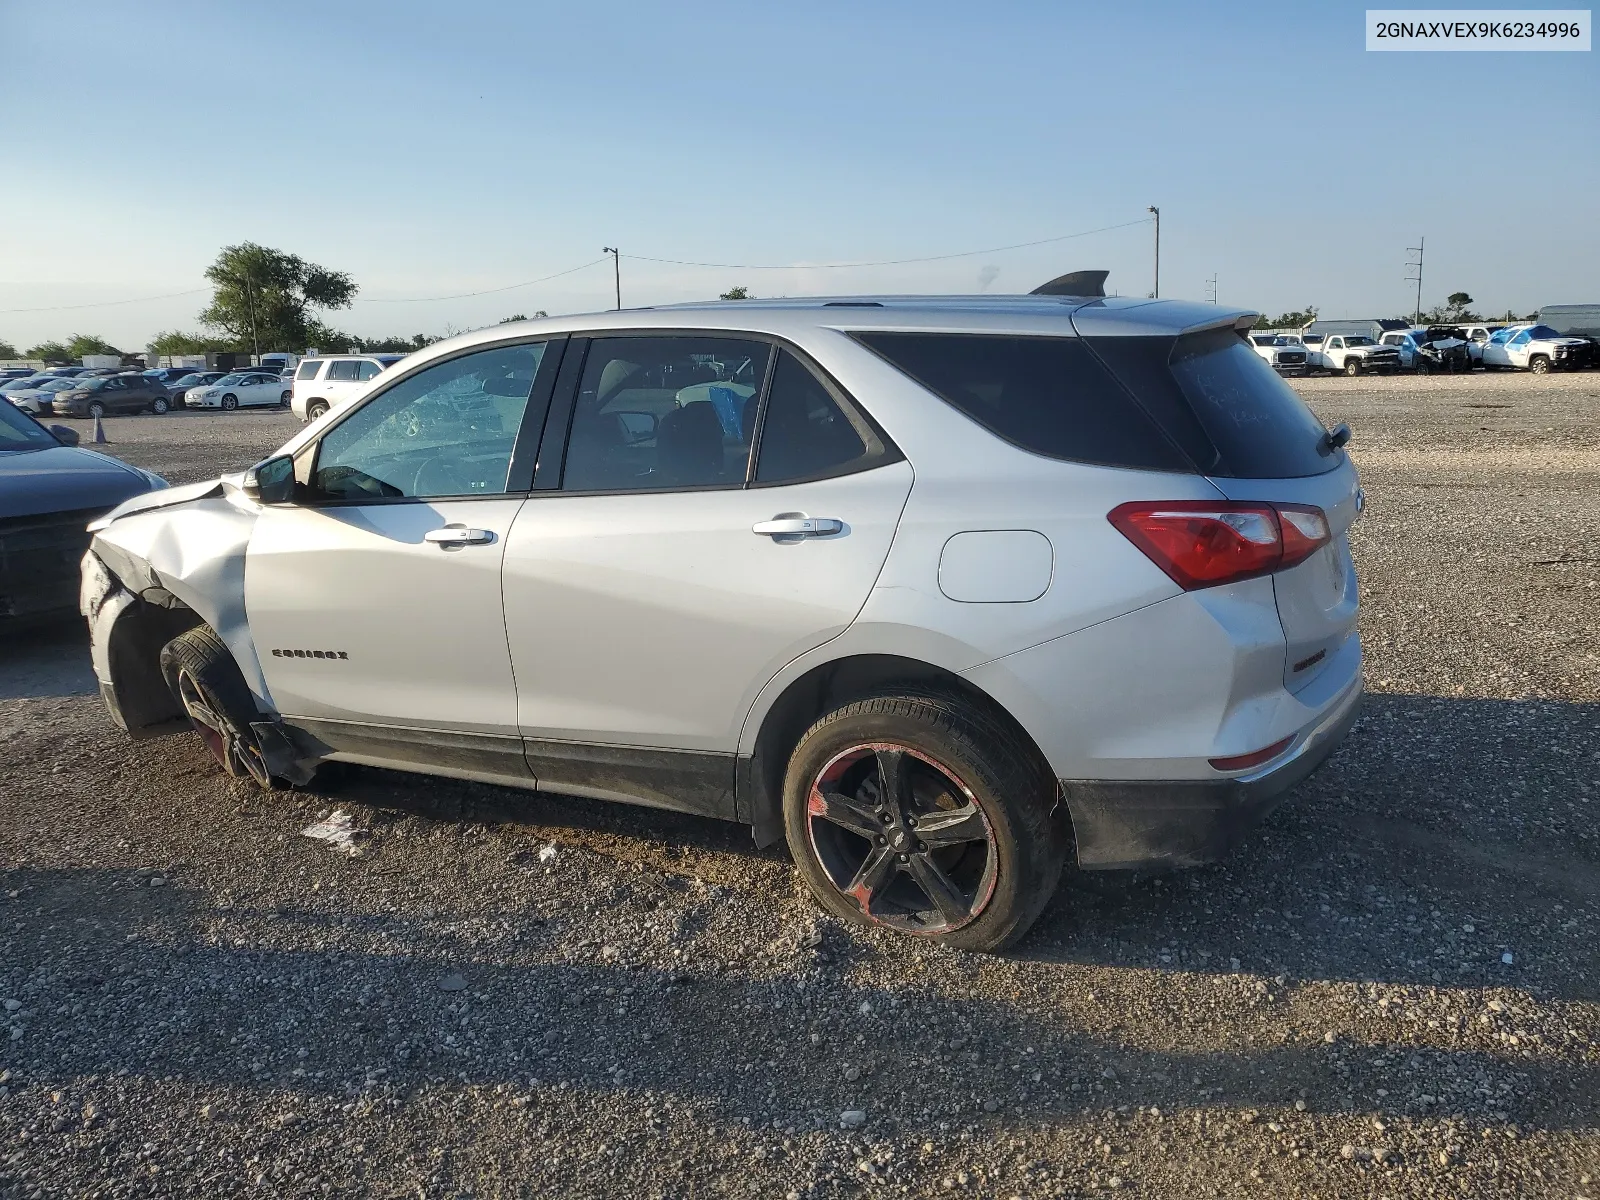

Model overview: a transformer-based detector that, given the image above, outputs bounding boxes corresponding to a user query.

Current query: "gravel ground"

[2,374,1597,1198]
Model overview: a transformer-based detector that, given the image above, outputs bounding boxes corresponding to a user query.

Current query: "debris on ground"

[299,809,370,856]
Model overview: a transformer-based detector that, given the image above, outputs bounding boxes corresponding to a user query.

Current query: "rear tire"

[306,400,329,421]
[782,692,1069,952]
[279,390,292,407]
[159,626,273,789]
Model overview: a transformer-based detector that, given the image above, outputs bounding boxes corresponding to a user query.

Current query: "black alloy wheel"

[172,666,271,787]
[806,742,997,934]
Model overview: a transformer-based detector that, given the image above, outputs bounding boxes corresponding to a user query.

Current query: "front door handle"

[752,516,842,538]
[424,525,496,547]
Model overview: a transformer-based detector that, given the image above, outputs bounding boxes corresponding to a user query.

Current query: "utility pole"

[1405,237,1424,326]
[1147,206,1160,298]
[236,273,260,362]
[602,247,620,310]
[1205,273,1217,304]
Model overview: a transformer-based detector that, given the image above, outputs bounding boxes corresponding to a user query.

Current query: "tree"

[26,340,72,363]
[1254,307,1317,329]
[0,338,17,359]
[720,285,754,300]
[150,330,234,356]
[349,333,442,353]
[199,242,357,354]
[64,333,121,359]
[499,314,528,324]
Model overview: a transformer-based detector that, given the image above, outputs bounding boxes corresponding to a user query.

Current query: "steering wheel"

[412,455,472,496]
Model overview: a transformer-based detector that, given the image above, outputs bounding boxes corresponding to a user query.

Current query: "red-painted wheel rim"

[175,668,269,787]
[806,743,997,934]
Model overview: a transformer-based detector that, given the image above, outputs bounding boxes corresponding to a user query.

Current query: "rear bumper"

[1061,676,1362,871]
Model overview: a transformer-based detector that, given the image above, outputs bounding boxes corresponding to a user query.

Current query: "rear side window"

[356,361,381,381]
[753,351,876,484]
[327,360,361,382]
[1166,329,1335,478]
[296,360,322,380]
[853,332,1188,472]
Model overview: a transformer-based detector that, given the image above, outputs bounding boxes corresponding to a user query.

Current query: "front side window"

[314,342,548,500]
[295,360,322,380]
[560,336,771,492]
[327,360,362,382]
[753,351,876,484]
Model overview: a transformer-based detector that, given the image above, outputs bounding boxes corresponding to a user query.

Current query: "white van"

[290,354,406,422]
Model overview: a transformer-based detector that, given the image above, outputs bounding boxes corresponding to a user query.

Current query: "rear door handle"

[424,525,496,547]
[752,516,842,538]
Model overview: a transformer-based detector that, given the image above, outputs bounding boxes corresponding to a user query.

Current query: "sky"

[2,0,1596,351]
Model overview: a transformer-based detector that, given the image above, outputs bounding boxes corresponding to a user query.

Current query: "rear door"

[501,336,911,778]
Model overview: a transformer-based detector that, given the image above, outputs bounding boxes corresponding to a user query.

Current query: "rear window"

[851,332,1188,472]
[1165,329,1337,478]
[296,360,322,380]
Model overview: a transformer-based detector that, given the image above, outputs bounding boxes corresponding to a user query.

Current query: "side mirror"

[1323,422,1352,453]
[50,424,80,446]
[242,454,296,505]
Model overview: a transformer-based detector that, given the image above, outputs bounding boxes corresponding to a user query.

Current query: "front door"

[502,337,912,809]
[246,338,559,782]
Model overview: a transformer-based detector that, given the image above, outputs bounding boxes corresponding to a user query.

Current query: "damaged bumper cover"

[1061,680,1362,871]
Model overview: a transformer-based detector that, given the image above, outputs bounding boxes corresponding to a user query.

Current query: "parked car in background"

[1459,325,1504,365]
[51,373,172,418]
[291,354,405,421]
[143,367,201,387]
[0,400,165,621]
[184,371,291,411]
[1480,324,1589,373]
[1249,334,1309,375]
[40,366,92,378]
[1533,304,1599,367]
[166,370,228,406]
[1306,334,1401,376]
[81,294,1362,950]
[4,376,82,415]
[0,367,36,383]
[1415,328,1472,373]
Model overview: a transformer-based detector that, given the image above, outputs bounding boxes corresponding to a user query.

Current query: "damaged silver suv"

[82,289,1362,951]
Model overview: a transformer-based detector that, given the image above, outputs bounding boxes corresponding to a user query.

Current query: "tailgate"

[1208,458,1361,694]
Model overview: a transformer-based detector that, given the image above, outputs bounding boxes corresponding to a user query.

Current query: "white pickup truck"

[1249,334,1310,375]
[1304,334,1402,377]
[1479,323,1590,373]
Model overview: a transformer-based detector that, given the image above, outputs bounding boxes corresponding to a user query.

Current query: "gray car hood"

[0,445,157,519]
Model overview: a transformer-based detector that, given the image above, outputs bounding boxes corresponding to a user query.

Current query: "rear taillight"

[1209,734,1295,772]
[1108,501,1331,590]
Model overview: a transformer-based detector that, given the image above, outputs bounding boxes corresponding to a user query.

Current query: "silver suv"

[81,295,1362,951]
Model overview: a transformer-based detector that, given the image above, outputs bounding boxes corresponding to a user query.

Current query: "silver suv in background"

[290,354,405,422]
[81,295,1362,951]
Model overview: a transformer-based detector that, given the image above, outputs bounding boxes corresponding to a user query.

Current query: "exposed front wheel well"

[100,594,203,737]
[743,653,1055,848]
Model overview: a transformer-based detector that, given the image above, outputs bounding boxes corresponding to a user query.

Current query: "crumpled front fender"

[87,490,273,709]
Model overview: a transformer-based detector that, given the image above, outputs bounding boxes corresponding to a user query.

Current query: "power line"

[617,217,1155,270]
[0,217,1153,315]
[352,257,610,303]
[0,288,210,315]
